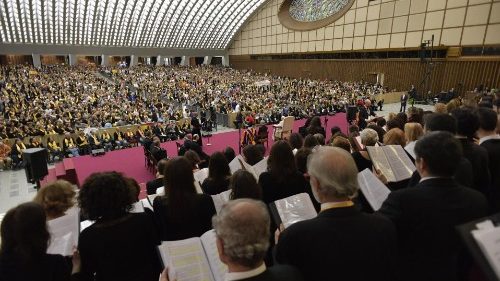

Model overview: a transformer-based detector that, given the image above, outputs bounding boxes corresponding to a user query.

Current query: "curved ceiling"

[0,0,266,50]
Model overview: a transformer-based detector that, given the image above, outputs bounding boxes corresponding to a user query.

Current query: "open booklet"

[269,193,317,228]
[357,168,391,211]
[158,229,227,281]
[471,220,500,280]
[228,155,268,180]
[47,207,80,256]
[211,190,232,214]
[367,145,416,182]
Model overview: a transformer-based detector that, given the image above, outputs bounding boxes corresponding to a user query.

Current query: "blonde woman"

[404,123,424,159]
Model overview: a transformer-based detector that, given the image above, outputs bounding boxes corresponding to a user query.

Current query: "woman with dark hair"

[258,141,307,204]
[184,150,202,171]
[78,172,161,281]
[223,146,236,162]
[242,144,264,166]
[229,170,262,200]
[288,132,304,153]
[154,157,216,240]
[303,134,319,148]
[307,116,326,137]
[0,202,80,280]
[298,117,312,138]
[202,152,231,195]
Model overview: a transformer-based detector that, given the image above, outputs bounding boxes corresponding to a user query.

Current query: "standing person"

[275,147,396,281]
[378,132,489,281]
[191,112,203,147]
[0,202,80,281]
[78,172,162,281]
[400,91,408,113]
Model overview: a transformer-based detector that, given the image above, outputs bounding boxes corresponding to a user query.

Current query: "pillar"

[68,54,77,66]
[222,54,230,67]
[130,55,139,67]
[180,56,190,66]
[156,55,162,66]
[203,56,212,65]
[32,54,41,68]
[101,55,110,66]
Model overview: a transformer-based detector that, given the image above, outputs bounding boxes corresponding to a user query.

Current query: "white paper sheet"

[274,193,317,228]
[200,230,227,281]
[47,207,79,256]
[357,169,391,211]
[130,201,145,213]
[211,190,231,214]
[472,225,500,279]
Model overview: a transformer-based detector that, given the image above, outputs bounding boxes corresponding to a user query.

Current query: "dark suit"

[400,94,408,112]
[146,177,164,195]
[275,206,397,281]
[378,178,488,281]
[407,157,474,189]
[234,265,304,281]
[481,138,500,212]
[457,138,490,196]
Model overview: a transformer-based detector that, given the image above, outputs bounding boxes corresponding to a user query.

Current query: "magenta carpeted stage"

[44,114,347,193]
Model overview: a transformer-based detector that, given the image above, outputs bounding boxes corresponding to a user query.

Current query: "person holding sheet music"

[153,157,216,241]
[377,132,489,281]
[351,128,378,172]
[242,144,264,166]
[202,152,231,195]
[275,147,397,281]
[77,172,162,281]
[33,180,76,220]
[0,202,81,281]
[407,113,475,189]
[211,199,303,281]
[258,141,308,205]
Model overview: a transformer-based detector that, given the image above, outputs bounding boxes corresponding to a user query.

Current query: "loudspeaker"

[23,148,48,183]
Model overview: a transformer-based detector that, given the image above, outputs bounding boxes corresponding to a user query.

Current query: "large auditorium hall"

[0,0,499,281]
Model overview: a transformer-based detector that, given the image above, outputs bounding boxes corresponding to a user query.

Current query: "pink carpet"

[71,114,347,187]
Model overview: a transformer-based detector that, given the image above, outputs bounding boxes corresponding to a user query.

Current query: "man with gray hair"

[275,146,396,281]
[213,199,303,281]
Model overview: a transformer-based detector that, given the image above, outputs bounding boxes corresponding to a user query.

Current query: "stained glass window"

[289,0,351,22]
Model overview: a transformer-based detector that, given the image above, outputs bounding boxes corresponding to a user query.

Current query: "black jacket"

[378,178,488,281]
[0,253,73,281]
[235,265,304,281]
[481,138,500,212]
[146,177,164,195]
[275,206,397,281]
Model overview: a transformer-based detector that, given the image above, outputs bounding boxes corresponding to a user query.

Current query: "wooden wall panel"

[41,55,67,65]
[230,56,500,95]
[0,55,32,65]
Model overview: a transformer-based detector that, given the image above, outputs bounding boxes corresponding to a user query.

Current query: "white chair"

[273,116,294,141]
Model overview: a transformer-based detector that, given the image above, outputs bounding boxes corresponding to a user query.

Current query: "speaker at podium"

[23,148,48,189]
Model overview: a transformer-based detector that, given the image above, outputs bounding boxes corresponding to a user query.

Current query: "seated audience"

[202,152,231,195]
[63,133,79,157]
[258,141,307,204]
[150,137,168,161]
[331,136,351,152]
[475,107,500,212]
[33,180,76,220]
[78,172,161,281]
[10,138,26,168]
[0,202,80,280]
[242,144,264,166]
[0,138,12,171]
[153,157,216,240]
[47,136,64,162]
[378,132,489,281]
[275,147,396,281]
[229,170,263,200]
[146,159,168,195]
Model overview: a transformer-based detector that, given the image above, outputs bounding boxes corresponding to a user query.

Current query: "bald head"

[307,146,359,201]
[212,199,270,268]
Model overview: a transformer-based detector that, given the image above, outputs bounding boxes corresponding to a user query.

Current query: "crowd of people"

[0,92,499,281]
[1,64,386,140]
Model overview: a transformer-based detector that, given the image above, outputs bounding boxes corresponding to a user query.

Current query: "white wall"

[229,0,500,55]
